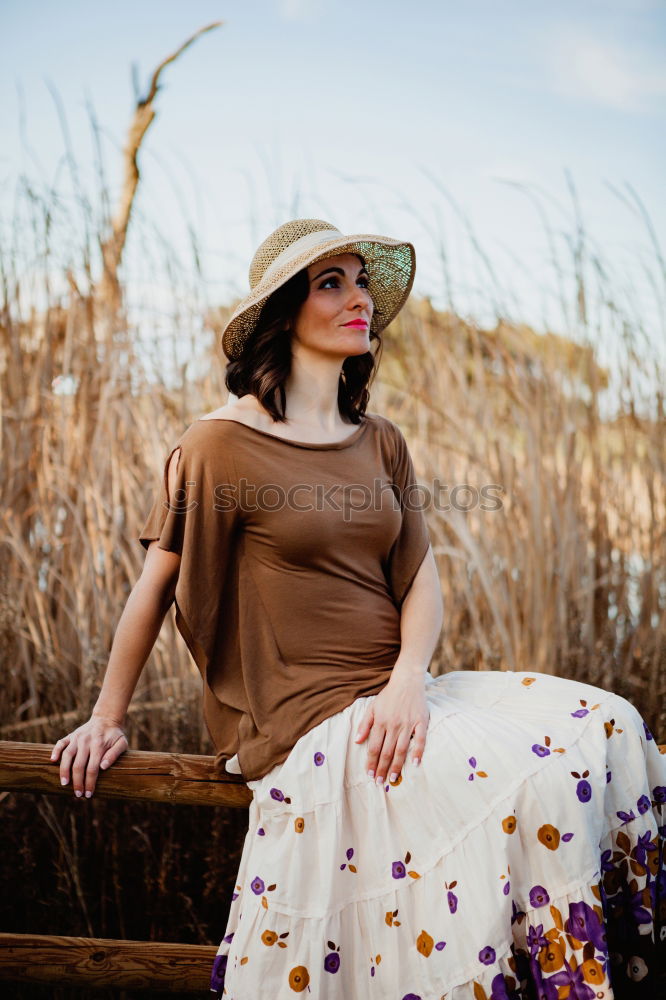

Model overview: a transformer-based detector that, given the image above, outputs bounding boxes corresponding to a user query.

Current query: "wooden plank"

[0,740,253,808]
[0,932,218,992]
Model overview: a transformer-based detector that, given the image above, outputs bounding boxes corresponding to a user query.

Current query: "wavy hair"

[224,254,383,424]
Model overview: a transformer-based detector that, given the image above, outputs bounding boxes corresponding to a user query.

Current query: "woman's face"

[291,253,375,360]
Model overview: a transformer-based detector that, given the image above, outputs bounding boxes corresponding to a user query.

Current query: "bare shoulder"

[198,396,262,423]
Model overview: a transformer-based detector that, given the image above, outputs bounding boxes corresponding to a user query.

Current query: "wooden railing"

[0,740,252,993]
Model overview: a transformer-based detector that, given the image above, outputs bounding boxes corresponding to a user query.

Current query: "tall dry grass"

[1,139,664,998]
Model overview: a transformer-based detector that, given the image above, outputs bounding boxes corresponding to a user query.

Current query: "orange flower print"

[288,965,310,991]
[537,824,561,851]
[604,717,624,738]
[385,908,401,927]
[416,929,434,956]
[262,929,289,949]
[416,931,446,956]
[369,952,382,978]
[581,957,605,985]
[521,677,536,686]
[294,817,305,833]
[538,934,566,972]
[502,814,517,834]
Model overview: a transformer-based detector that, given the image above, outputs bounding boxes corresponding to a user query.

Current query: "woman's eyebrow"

[310,265,369,282]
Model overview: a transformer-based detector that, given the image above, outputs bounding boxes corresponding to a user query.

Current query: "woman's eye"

[320,276,370,289]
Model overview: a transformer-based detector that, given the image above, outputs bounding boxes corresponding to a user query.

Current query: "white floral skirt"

[209,669,666,999]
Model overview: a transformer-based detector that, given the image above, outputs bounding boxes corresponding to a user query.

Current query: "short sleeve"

[136,423,243,700]
[386,422,431,607]
[137,427,242,560]
[138,442,191,554]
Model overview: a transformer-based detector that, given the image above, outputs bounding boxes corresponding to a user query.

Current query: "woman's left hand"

[355,670,429,784]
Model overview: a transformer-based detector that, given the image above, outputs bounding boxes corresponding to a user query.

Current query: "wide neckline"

[196,414,370,450]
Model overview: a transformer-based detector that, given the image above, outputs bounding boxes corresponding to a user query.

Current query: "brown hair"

[224,255,383,424]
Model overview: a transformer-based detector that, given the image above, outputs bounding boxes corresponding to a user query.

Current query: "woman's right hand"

[50,714,129,799]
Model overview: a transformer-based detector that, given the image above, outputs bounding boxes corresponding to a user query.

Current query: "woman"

[51,219,665,998]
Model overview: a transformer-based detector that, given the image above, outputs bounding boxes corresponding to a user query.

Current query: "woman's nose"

[347,283,373,313]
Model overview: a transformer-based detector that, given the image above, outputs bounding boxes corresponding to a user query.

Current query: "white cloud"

[547,34,666,113]
[277,0,323,21]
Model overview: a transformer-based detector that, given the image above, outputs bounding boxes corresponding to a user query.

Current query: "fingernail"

[375,775,383,786]
[60,777,68,786]
[390,772,398,782]
[100,761,108,770]
[75,790,82,798]
[414,757,421,767]
[367,769,374,779]
[85,791,92,798]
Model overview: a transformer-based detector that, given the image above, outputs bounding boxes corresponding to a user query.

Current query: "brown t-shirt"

[138,411,431,782]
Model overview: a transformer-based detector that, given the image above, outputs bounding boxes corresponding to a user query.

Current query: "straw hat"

[221,218,416,361]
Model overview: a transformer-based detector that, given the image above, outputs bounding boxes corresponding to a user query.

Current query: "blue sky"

[1,0,665,381]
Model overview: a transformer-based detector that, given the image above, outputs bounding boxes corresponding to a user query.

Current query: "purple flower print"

[435,940,446,951]
[606,770,612,783]
[561,832,574,842]
[617,809,636,824]
[223,931,234,943]
[469,756,477,767]
[576,779,592,802]
[402,995,422,1000]
[643,720,654,741]
[210,953,227,990]
[257,827,265,836]
[565,901,607,952]
[548,959,598,997]
[392,860,406,879]
[633,830,656,868]
[447,890,458,913]
[270,787,284,801]
[654,785,666,804]
[532,743,550,757]
[529,885,550,908]
[600,848,614,873]
[490,972,521,1000]
[503,880,511,896]
[479,945,496,965]
[636,794,651,815]
[324,952,340,974]
[314,751,325,766]
[571,708,589,718]
[250,876,265,895]
[526,923,548,954]
[511,899,526,925]
[231,891,239,901]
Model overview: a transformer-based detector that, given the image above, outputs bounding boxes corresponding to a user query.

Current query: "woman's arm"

[50,453,183,798]
[90,544,181,724]
[390,544,443,678]
[355,544,443,785]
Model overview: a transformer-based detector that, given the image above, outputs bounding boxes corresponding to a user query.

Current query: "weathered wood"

[0,740,253,808]
[0,932,218,991]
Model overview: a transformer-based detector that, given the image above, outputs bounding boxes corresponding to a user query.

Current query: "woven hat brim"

[221,234,415,361]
